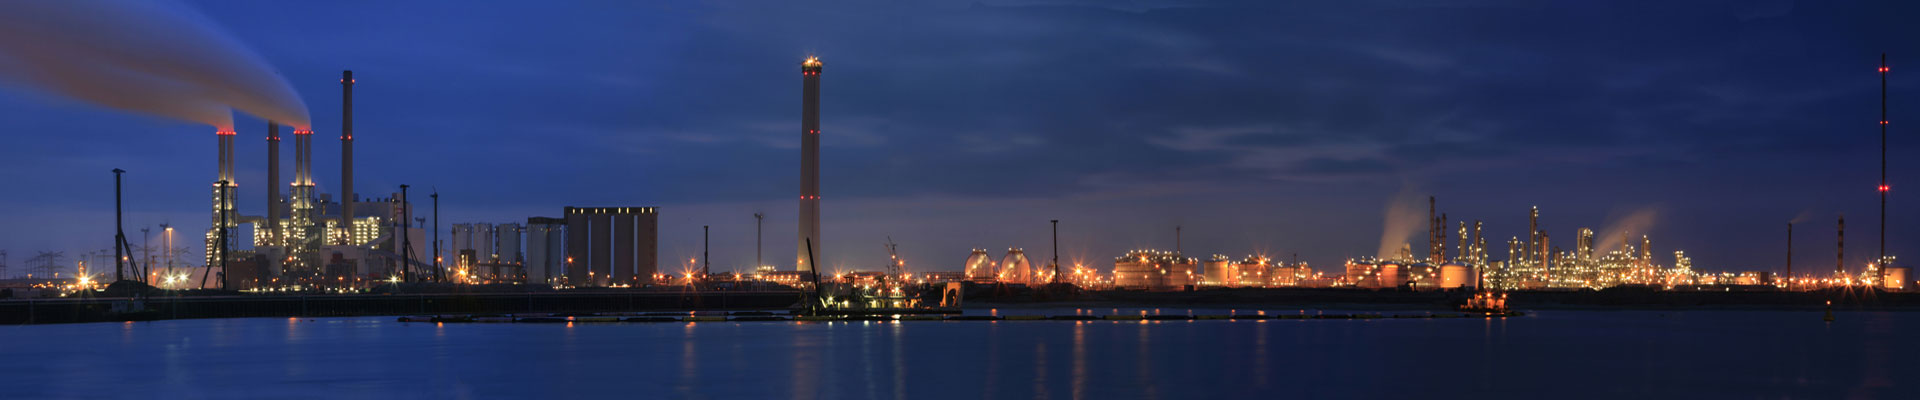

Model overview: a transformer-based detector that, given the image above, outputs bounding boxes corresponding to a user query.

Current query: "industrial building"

[215,70,426,290]
[451,223,495,270]
[563,207,658,287]
[446,222,527,283]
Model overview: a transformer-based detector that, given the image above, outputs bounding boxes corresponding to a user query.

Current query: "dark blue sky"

[0,0,1915,276]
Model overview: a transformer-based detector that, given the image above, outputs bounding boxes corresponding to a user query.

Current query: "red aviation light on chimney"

[1881,184,1890,192]
[216,130,236,136]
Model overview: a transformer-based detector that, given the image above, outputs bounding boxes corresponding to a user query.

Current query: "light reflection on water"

[0,309,1912,399]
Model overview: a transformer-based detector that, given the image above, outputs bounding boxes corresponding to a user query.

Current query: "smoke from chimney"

[1595,207,1660,254]
[0,0,310,129]
[1376,186,1425,260]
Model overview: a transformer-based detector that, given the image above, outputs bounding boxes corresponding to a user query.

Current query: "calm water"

[0,308,1909,399]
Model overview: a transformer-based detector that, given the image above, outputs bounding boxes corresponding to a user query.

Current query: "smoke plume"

[1594,207,1660,254]
[1376,185,1425,260]
[0,0,309,130]
[1789,209,1815,224]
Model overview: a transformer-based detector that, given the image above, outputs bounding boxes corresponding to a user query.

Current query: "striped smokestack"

[341,70,354,244]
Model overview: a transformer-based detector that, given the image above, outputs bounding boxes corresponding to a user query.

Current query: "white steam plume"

[1594,207,1660,254]
[1376,185,1426,260]
[0,0,310,130]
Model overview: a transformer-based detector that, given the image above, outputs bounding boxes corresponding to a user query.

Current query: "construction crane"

[883,236,904,276]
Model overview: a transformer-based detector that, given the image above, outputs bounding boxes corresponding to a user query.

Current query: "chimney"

[1528,206,1539,265]
[1539,231,1551,282]
[341,70,354,244]
[216,128,236,224]
[1457,221,1468,264]
[266,122,280,245]
[798,57,822,273]
[1427,196,1436,264]
[1839,216,1846,276]
[293,126,313,233]
[1439,213,1447,264]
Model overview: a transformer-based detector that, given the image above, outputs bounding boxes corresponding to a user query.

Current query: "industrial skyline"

[0,1,1915,280]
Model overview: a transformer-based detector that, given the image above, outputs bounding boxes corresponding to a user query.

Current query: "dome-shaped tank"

[963,249,996,282]
[998,248,1032,285]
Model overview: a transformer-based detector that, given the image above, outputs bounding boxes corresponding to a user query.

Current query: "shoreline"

[5,286,1916,325]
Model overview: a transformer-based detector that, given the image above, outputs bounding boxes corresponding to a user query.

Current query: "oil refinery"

[1,55,1914,305]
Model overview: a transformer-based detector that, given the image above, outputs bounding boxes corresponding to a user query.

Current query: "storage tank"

[963,249,995,283]
[1410,263,1439,288]
[1439,263,1470,289]
[1376,263,1404,289]
[1114,252,1154,288]
[1886,267,1909,291]
[1345,260,1375,287]
[999,248,1032,285]
[1113,250,1195,291]
[1202,255,1234,286]
[1236,256,1270,287]
[496,223,523,265]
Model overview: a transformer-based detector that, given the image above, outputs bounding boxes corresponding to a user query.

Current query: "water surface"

[0,308,1905,399]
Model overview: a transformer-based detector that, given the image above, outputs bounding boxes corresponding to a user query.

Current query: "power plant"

[183,70,429,290]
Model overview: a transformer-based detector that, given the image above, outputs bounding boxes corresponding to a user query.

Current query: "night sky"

[0,0,1915,277]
